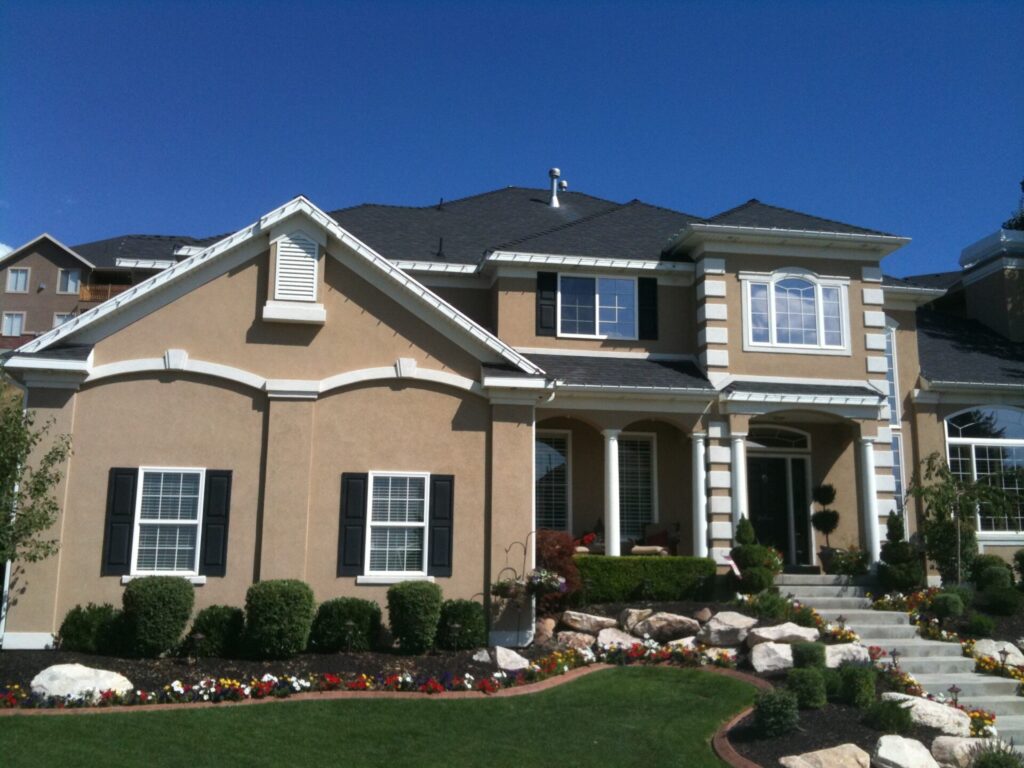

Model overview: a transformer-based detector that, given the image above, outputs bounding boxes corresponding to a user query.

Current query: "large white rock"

[750,641,793,674]
[826,643,872,668]
[746,622,820,648]
[930,736,992,768]
[618,608,653,633]
[872,735,938,768]
[695,611,758,647]
[556,631,596,651]
[597,627,640,648]
[780,743,870,768]
[880,693,972,737]
[494,646,530,671]
[971,638,1024,665]
[667,636,698,652]
[534,617,556,646]
[30,663,133,702]
[472,648,492,663]
[632,612,701,642]
[560,610,617,634]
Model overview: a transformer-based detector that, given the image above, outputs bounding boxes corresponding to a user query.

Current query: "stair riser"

[818,610,909,626]
[798,598,872,609]
[960,698,1024,716]
[895,659,979,675]
[853,626,922,639]
[780,586,869,598]
[915,680,1020,697]
[775,575,870,587]
[882,644,967,658]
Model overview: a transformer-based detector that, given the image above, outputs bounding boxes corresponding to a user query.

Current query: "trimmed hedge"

[244,579,316,660]
[792,642,826,670]
[786,668,826,709]
[185,605,244,658]
[862,699,913,735]
[57,603,122,655]
[309,598,381,653]
[931,592,964,620]
[840,665,877,710]
[122,576,195,658]
[971,554,1012,586]
[574,555,715,603]
[387,581,443,654]
[754,689,799,737]
[435,600,487,650]
[980,585,1023,616]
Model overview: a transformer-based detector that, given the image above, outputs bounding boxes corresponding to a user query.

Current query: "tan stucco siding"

[0,241,89,335]
[432,286,494,333]
[493,276,695,354]
[93,247,482,382]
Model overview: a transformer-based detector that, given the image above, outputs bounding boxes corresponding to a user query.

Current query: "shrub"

[786,668,826,709]
[185,605,244,657]
[967,739,1024,768]
[244,579,315,659]
[931,592,965,620]
[862,699,913,735]
[979,565,1013,592]
[922,514,977,585]
[877,513,924,592]
[979,585,1023,616]
[791,604,819,628]
[964,612,996,638]
[387,581,443,654]
[574,555,715,603]
[753,689,799,738]
[1014,549,1024,584]
[435,600,487,650]
[839,665,878,709]
[730,544,772,571]
[735,517,757,546]
[832,548,869,576]
[57,603,122,654]
[792,642,827,669]
[122,576,194,658]
[821,667,843,701]
[737,567,775,595]
[971,554,1012,585]
[309,598,381,653]
[536,530,581,613]
[743,590,791,621]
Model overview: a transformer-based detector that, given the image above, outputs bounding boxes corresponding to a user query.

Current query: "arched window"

[747,426,810,451]
[743,270,848,352]
[945,407,1024,533]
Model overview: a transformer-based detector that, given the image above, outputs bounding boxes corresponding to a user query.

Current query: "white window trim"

[885,320,902,425]
[56,268,81,295]
[556,273,639,340]
[53,312,75,328]
[536,429,573,533]
[129,467,206,577]
[741,270,851,356]
[619,432,659,539]
[891,431,907,521]
[6,267,30,294]
[2,311,26,337]
[745,426,812,453]
[363,471,431,579]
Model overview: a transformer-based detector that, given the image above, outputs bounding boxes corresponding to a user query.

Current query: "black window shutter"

[427,475,455,577]
[338,473,368,576]
[101,468,138,576]
[536,272,557,336]
[199,470,232,577]
[638,277,659,340]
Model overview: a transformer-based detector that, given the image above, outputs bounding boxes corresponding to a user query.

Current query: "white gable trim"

[14,197,542,377]
[0,233,95,269]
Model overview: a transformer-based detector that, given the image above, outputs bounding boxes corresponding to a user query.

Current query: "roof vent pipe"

[548,167,568,208]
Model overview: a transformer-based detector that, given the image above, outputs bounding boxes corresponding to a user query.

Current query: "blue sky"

[1,0,1021,276]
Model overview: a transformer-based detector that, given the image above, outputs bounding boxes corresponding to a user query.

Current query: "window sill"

[978,533,1024,543]
[121,575,207,585]
[355,574,435,586]
[261,300,326,324]
[557,332,638,341]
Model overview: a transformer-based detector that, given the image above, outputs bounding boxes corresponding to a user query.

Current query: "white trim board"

[0,233,95,270]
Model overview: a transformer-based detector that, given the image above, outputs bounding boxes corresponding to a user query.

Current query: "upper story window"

[6,268,29,293]
[558,275,637,339]
[2,312,25,336]
[742,270,849,354]
[57,268,81,295]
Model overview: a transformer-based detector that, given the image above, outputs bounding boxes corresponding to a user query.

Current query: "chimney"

[548,168,568,208]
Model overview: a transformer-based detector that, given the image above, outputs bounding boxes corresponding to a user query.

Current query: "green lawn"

[0,667,754,767]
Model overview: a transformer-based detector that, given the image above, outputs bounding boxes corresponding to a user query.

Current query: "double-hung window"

[53,312,75,328]
[6,268,29,293]
[558,275,637,339]
[58,268,81,295]
[743,271,848,353]
[366,473,429,575]
[2,312,25,337]
[132,468,205,574]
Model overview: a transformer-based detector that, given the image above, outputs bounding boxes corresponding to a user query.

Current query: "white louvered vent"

[274,233,318,302]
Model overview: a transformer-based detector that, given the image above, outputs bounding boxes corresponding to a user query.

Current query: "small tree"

[0,377,71,565]
[810,484,839,548]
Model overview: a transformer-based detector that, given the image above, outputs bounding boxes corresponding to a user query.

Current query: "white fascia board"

[391,261,480,274]
[881,284,946,308]
[673,223,910,255]
[723,390,881,407]
[485,251,694,274]
[923,379,1024,393]
[114,258,176,270]
[481,375,548,389]
[4,354,91,373]
[553,384,715,399]
[0,233,95,270]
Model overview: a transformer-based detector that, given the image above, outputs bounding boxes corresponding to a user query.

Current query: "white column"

[859,436,881,563]
[730,434,748,528]
[691,433,708,557]
[603,429,621,557]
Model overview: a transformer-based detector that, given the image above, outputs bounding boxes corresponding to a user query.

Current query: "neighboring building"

[1,174,1021,650]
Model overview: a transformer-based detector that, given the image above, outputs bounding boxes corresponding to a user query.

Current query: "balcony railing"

[79,283,132,302]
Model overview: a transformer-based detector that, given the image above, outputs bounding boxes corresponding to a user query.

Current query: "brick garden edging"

[708,667,772,768]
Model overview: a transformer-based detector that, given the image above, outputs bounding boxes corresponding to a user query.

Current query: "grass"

[0,667,754,767]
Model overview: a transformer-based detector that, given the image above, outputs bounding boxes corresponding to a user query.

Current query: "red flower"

[418,679,444,694]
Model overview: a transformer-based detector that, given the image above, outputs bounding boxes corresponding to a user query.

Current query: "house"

[1,172,1021,650]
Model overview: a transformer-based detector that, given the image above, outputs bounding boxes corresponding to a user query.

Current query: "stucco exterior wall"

[431,286,494,332]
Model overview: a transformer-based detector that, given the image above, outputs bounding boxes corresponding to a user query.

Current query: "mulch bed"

[728,702,942,766]
[987,610,1024,646]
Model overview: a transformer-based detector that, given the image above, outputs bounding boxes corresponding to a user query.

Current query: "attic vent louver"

[274,232,318,302]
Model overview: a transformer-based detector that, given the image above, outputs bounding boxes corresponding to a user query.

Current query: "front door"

[747,456,811,565]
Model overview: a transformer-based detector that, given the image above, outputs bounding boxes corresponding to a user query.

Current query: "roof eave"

[667,223,910,257]
[0,233,96,270]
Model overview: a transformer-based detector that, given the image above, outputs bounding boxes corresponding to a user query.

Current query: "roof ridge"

[328,186,619,217]
[712,198,890,237]
[707,198,760,221]
[626,197,706,221]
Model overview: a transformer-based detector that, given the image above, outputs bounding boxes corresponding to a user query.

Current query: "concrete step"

[913,674,1021,698]
[959,695,1024,717]
[817,609,910,626]
[775,574,871,587]
[796,597,872,610]
[988,714,1024,745]
[778,585,870,598]
[891,656,978,675]
[852,624,922,640]
[878,640,967,658]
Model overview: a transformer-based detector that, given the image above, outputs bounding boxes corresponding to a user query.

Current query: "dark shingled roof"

[708,199,894,237]
[523,353,713,390]
[73,234,221,269]
[899,270,963,290]
[917,309,1024,388]
[724,381,882,399]
[492,200,703,261]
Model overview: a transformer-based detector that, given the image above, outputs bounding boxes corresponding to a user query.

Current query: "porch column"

[603,429,621,556]
[730,434,749,527]
[859,436,881,563]
[691,433,708,557]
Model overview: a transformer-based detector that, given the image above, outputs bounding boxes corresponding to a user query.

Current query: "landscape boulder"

[750,641,793,675]
[597,627,640,649]
[746,622,820,648]
[618,608,653,633]
[693,607,713,624]
[556,631,596,651]
[880,693,971,736]
[779,743,870,768]
[668,636,698,652]
[872,735,938,768]
[930,736,992,768]
[632,612,701,642]
[695,611,758,647]
[971,638,1024,666]
[30,664,133,703]
[494,646,530,671]
[826,643,871,668]
[560,610,617,634]
[534,617,556,646]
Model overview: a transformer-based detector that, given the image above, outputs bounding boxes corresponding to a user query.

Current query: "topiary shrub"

[878,513,924,592]
[839,665,878,710]
[753,689,799,737]
[862,699,913,734]
[244,579,315,659]
[811,484,839,548]
[821,667,843,702]
[786,668,826,709]
[980,585,1023,616]
[57,603,122,655]
[536,530,581,613]
[965,612,996,638]
[792,642,827,669]
[971,554,1012,585]
[122,576,194,658]
[967,738,1024,768]
[737,566,775,595]
[931,592,965,620]
[574,555,715,603]
[735,517,757,546]
[435,600,487,650]
[387,581,443,654]
[309,598,381,653]
[730,518,781,594]
[184,605,244,657]
[979,565,1013,592]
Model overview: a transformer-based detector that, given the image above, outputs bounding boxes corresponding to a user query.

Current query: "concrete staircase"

[776,574,1024,744]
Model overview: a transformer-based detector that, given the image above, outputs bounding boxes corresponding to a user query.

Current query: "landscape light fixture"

[890,649,901,668]
[948,684,961,706]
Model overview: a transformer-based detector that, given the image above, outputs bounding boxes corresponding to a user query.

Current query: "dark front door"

[747,456,789,554]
